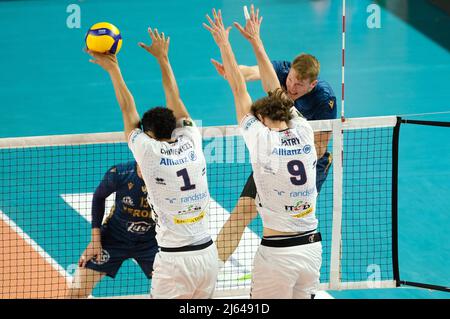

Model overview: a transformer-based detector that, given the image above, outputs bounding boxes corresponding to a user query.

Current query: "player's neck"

[266,121,289,131]
[145,131,175,143]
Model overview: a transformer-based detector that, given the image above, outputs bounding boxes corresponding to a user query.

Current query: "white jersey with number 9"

[240,108,318,233]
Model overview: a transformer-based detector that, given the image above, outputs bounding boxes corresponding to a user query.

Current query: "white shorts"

[150,243,219,299]
[251,241,322,299]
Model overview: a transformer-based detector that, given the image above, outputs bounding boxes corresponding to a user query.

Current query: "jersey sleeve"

[128,128,160,164]
[173,117,203,147]
[239,113,268,153]
[271,60,291,87]
[91,167,118,228]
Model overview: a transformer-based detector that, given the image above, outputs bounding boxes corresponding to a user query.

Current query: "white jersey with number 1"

[128,118,210,248]
[240,107,318,233]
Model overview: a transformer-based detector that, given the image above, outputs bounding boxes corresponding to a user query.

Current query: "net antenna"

[329,0,347,289]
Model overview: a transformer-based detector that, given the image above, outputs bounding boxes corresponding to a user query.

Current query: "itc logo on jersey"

[284,200,314,218]
[127,221,153,234]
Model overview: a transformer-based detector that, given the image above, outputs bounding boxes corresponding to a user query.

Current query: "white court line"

[0,210,72,283]
[60,193,115,224]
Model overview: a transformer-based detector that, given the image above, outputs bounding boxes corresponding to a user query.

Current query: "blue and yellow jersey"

[91,161,156,243]
[272,60,337,121]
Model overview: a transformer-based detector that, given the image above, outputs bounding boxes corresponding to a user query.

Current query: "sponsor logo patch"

[155,178,166,185]
[183,119,193,127]
[285,200,314,218]
[122,196,134,207]
[127,221,153,234]
[90,249,110,265]
[173,211,205,224]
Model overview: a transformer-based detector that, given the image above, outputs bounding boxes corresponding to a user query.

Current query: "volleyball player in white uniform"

[204,6,322,299]
[87,28,218,299]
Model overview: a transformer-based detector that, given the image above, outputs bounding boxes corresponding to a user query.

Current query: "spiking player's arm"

[234,5,281,94]
[87,51,140,139]
[139,28,190,120]
[204,9,252,123]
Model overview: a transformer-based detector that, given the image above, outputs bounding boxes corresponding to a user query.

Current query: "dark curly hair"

[141,107,176,140]
[251,88,294,122]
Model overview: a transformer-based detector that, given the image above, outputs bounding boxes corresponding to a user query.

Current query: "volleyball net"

[0,115,448,298]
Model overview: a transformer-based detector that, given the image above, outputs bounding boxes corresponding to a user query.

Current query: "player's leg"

[133,240,159,280]
[66,267,105,298]
[150,251,184,299]
[67,241,127,298]
[292,242,322,299]
[316,152,332,193]
[216,173,258,262]
[192,243,219,299]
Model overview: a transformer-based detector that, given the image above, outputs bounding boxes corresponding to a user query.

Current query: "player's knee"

[66,287,90,299]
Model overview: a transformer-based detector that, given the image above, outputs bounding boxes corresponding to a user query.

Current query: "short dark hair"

[251,88,294,122]
[141,107,176,140]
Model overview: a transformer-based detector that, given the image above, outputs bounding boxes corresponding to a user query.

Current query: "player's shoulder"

[314,80,336,99]
[174,117,202,141]
[240,113,266,132]
[115,161,136,172]
[108,161,137,180]
[272,60,291,72]
[312,80,337,119]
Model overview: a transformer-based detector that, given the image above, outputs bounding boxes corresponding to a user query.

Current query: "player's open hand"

[79,240,103,268]
[139,28,170,60]
[210,58,227,79]
[203,8,232,48]
[86,49,119,72]
[234,4,263,44]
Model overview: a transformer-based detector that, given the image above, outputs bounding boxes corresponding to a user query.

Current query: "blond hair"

[292,54,320,82]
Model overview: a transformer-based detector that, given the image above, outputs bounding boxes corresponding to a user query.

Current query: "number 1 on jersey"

[177,168,196,191]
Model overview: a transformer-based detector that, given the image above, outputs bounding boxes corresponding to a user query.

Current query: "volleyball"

[85,22,123,54]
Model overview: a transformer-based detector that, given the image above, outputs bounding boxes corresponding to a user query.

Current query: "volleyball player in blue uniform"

[66,161,158,298]
[270,59,336,190]
[212,58,337,194]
